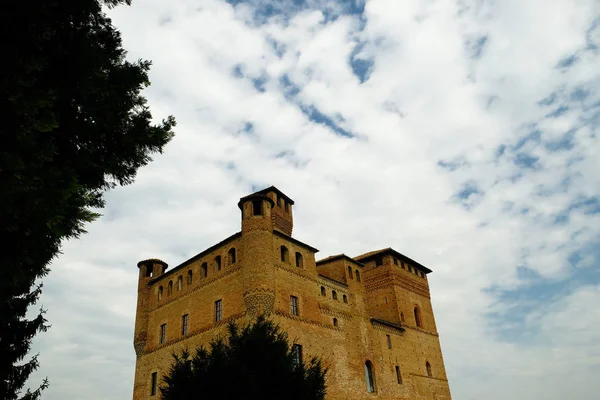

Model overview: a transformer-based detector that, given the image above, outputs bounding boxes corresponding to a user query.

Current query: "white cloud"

[27,0,600,399]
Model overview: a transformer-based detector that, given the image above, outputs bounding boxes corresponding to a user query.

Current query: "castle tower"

[245,186,294,236]
[133,258,167,357]
[238,191,277,316]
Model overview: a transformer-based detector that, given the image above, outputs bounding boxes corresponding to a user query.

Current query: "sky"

[27,0,600,399]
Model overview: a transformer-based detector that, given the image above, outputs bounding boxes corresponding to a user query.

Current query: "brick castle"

[132,186,452,399]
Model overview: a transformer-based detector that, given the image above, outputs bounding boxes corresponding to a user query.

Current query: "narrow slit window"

[215,299,222,322]
[228,248,236,265]
[158,286,163,300]
[187,270,193,284]
[321,286,326,296]
[280,246,289,263]
[395,366,402,384]
[167,280,173,296]
[365,361,376,393]
[151,372,158,396]
[295,252,303,268]
[333,318,338,327]
[348,266,353,279]
[332,290,338,300]
[215,256,221,272]
[356,270,361,282]
[386,334,392,349]
[159,324,166,344]
[343,294,348,303]
[177,276,182,291]
[202,263,208,278]
[414,306,423,328]
[290,295,299,316]
[426,361,432,377]
[181,314,189,336]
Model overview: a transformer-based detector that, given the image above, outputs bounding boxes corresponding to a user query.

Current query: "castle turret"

[133,258,167,357]
[237,190,279,316]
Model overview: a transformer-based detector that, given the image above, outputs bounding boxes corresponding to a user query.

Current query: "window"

[290,295,299,316]
[320,286,326,296]
[393,258,398,265]
[386,334,392,349]
[151,372,158,396]
[401,312,405,322]
[280,246,289,263]
[202,262,208,278]
[365,361,376,393]
[395,366,402,384]
[278,196,283,207]
[348,266,353,279]
[401,262,405,269]
[375,257,383,266]
[333,318,338,327]
[158,286,163,300]
[426,361,432,377]
[177,275,182,291]
[168,280,173,296]
[228,248,236,265]
[187,270,193,284]
[332,290,338,300]
[181,314,189,336]
[284,202,289,212]
[215,256,222,272]
[159,324,166,344]
[420,271,425,278]
[292,344,302,367]
[414,306,423,328]
[295,252,303,268]
[215,300,223,322]
[215,300,222,322]
[356,270,361,282]
[252,200,262,216]
[343,294,348,303]
[385,296,388,304]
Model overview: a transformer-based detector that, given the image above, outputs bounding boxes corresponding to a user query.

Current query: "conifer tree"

[160,316,327,400]
[0,1,175,398]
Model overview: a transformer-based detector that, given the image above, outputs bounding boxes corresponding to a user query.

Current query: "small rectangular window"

[252,200,262,216]
[395,366,402,384]
[386,334,392,349]
[215,299,222,322]
[151,372,158,395]
[393,258,398,265]
[290,296,299,316]
[181,314,189,336]
[292,344,303,367]
[375,257,383,266]
[159,324,166,344]
[401,262,405,269]
[284,201,289,212]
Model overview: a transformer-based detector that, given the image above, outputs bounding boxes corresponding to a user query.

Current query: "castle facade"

[132,187,452,400]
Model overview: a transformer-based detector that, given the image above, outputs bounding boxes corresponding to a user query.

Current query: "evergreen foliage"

[160,316,327,400]
[0,1,175,398]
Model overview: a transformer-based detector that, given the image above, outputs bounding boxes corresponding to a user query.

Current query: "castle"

[132,187,452,399]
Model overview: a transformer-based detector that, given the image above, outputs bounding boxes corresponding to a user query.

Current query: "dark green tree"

[160,316,327,400]
[0,1,175,399]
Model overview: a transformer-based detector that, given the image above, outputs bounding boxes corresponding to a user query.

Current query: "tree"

[160,316,327,400]
[0,1,175,398]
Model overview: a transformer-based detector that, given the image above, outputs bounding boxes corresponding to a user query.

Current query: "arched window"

[177,276,182,291]
[280,246,289,263]
[320,286,326,296]
[228,248,236,265]
[401,312,405,322]
[414,306,423,328]
[332,290,338,300]
[168,280,173,295]
[365,361,376,393]
[295,252,303,268]
[343,294,348,303]
[348,266,353,279]
[187,270,193,285]
[426,361,432,377]
[355,270,361,282]
[333,318,338,327]
[158,286,163,300]
[215,256,222,272]
[201,262,208,278]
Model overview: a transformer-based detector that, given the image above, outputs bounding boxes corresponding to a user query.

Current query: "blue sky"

[28,0,600,399]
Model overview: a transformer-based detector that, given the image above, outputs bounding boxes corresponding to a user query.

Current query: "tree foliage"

[0,0,175,398]
[161,316,327,400]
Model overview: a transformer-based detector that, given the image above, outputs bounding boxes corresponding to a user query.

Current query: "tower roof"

[353,248,433,274]
[240,185,295,205]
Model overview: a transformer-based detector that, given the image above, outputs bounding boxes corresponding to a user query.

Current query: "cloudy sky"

[28,0,600,399]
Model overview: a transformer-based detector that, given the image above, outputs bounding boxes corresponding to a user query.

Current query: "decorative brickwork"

[132,187,452,400]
